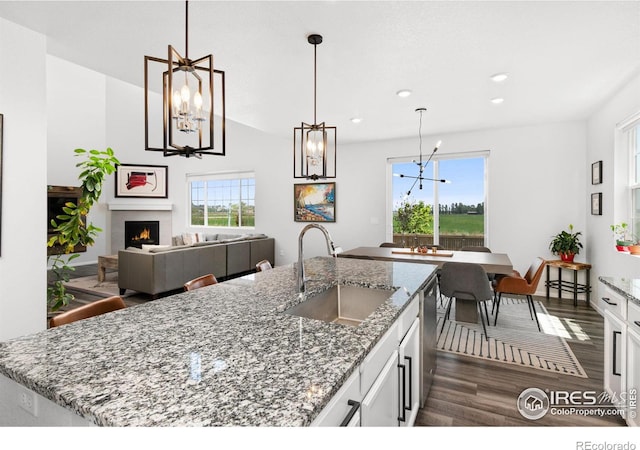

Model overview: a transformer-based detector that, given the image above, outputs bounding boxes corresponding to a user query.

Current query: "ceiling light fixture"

[350,117,363,124]
[293,34,336,179]
[144,0,226,158]
[393,108,448,196]
[490,72,509,83]
[396,89,412,98]
[491,97,505,104]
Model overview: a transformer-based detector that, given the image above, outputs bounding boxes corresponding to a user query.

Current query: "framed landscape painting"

[115,164,168,198]
[294,182,336,222]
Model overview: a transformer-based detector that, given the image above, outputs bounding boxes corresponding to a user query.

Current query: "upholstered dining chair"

[439,262,493,340]
[492,257,546,331]
[183,274,218,291]
[49,295,126,328]
[256,259,273,272]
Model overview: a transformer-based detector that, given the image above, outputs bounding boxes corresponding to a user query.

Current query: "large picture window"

[389,152,487,250]
[188,172,255,228]
[629,121,640,238]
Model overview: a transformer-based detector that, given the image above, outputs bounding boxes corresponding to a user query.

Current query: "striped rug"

[437,297,588,378]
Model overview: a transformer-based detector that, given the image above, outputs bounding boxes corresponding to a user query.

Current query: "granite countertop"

[0,257,436,426]
[598,276,640,307]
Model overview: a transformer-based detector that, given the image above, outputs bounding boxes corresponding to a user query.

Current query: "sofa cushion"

[141,244,171,252]
[148,244,191,253]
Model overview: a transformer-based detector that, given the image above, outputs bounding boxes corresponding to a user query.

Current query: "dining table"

[339,246,514,323]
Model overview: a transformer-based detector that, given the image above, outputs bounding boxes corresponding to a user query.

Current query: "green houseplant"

[47,148,120,312]
[549,224,583,262]
[610,222,633,252]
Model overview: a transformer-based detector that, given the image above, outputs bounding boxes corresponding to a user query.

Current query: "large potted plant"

[611,222,633,252]
[549,224,583,262]
[47,148,120,312]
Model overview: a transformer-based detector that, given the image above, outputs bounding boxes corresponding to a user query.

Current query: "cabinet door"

[311,369,361,427]
[361,350,399,427]
[398,318,420,427]
[626,325,640,427]
[604,310,626,405]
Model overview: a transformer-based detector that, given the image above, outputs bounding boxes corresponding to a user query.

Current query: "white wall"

[0,19,48,340]
[337,121,588,276]
[47,55,107,264]
[587,71,640,314]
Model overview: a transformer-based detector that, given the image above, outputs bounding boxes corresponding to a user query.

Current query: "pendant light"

[393,107,448,196]
[293,34,337,180]
[144,1,226,158]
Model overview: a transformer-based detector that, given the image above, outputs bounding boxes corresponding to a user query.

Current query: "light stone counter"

[0,257,436,426]
[598,276,640,307]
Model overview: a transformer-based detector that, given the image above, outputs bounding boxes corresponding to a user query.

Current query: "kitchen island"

[0,257,437,426]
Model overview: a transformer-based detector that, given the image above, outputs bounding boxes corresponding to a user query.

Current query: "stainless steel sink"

[285,285,396,326]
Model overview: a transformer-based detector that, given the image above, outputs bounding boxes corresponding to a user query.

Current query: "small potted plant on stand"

[549,224,583,262]
[611,222,633,252]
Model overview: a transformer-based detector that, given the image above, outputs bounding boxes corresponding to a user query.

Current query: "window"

[187,172,255,228]
[390,152,487,250]
[629,121,640,238]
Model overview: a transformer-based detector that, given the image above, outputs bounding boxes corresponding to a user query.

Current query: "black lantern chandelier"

[293,34,337,180]
[394,107,448,196]
[144,1,226,158]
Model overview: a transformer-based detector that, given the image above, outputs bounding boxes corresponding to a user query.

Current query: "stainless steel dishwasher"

[420,272,438,406]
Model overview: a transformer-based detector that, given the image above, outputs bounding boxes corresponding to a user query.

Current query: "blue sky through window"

[392,157,485,209]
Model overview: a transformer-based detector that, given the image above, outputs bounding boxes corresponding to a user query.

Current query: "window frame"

[616,111,640,242]
[186,170,256,229]
[386,150,489,247]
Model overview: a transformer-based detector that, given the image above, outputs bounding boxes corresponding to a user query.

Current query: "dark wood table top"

[339,246,514,275]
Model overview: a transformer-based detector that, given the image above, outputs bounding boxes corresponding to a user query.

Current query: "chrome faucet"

[297,224,338,293]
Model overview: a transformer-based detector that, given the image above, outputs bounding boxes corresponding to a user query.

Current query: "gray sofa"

[118,234,274,297]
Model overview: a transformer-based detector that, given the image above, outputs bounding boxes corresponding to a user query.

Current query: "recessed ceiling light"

[396,89,412,98]
[490,72,509,83]
[350,117,363,124]
[491,97,505,104]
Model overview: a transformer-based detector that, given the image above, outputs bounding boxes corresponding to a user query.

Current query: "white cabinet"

[604,309,626,406]
[311,369,362,426]
[626,301,640,427]
[313,295,422,427]
[398,318,420,426]
[359,297,420,427]
[361,349,400,426]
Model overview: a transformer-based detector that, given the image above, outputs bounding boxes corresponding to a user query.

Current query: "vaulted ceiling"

[1,1,639,143]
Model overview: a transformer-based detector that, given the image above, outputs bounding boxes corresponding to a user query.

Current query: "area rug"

[437,297,588,378]
[62,272,134,298]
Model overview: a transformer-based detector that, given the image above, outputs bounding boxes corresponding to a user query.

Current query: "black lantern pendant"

[293,34,337,179]
[144,1,226,158]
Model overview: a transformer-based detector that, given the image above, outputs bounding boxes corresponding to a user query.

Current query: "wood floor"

[55,264,627,427]
[416,295,627,426]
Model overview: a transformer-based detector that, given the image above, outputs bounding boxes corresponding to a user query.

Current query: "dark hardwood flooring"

[54,264,626,427]
[417,295,627,427]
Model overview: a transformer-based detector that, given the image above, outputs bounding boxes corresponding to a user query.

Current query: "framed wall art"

[591,192,602,215]
[591,160,602,185]
[294,182,336,222]
[115,164,168,198]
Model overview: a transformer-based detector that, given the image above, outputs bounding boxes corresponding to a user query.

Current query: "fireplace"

[125,221,160,248]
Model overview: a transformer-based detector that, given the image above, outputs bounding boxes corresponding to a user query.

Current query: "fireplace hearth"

[125,221,160,248]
